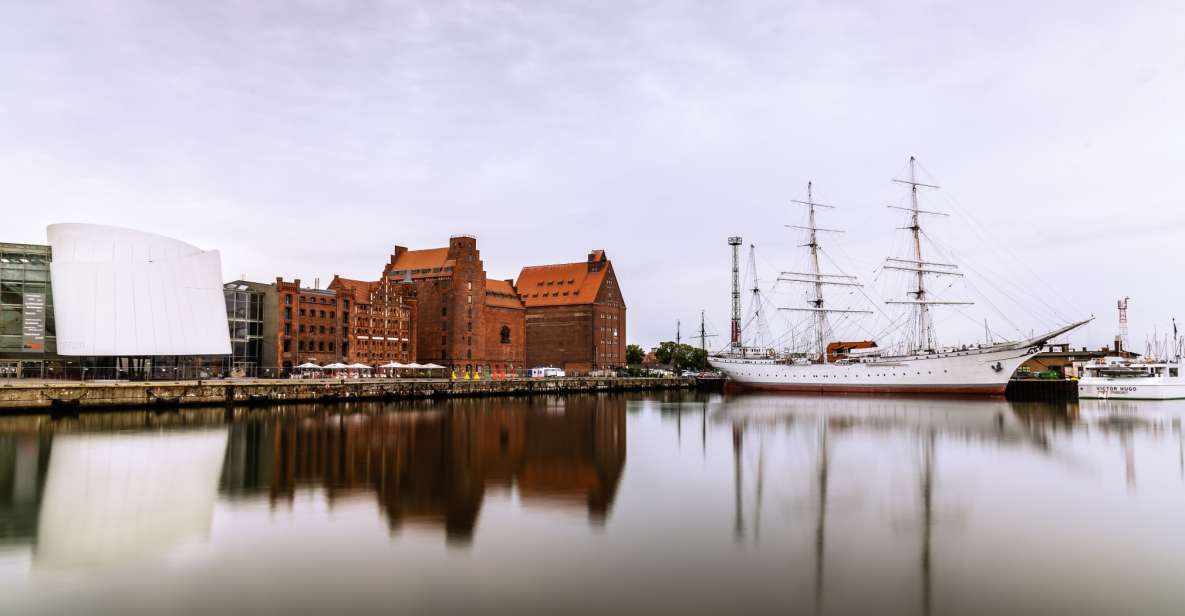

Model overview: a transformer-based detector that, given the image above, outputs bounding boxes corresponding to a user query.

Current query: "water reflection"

[0,394,628,565]
[220,396,626,544]
[709,394,1185,616]
[1,393,1185,615]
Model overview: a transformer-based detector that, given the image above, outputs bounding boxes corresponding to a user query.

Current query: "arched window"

[500,325,511,344]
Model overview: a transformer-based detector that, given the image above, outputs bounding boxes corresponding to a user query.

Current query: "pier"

[0,376,698,412]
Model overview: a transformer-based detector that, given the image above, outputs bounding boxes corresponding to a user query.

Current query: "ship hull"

[710,344,1037,397]
[1078,379,1185,400]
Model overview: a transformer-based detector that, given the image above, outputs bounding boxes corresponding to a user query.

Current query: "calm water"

[1,392,1184,615]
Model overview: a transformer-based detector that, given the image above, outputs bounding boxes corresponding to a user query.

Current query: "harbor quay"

[0,376,706,412]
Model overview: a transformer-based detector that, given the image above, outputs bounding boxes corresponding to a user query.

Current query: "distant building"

[329,275,417,366]
[272,278,342,369]
[223,281,266,375]
[0,242,57,377]
[383,236,525,376]
[516,250,626,374]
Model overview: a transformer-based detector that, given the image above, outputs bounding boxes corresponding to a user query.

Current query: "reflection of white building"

[35,429,228,568]
[47,223,231,356]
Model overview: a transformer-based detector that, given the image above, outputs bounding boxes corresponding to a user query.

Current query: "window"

[0,282,20,304]
[285,294,293,305]
[283,340,291,352]
[318,341,325,351]
[320,310,326,318]
[442,335,447,345]
[330,311,335,318]
[500,326,511,344]
[284,307,292,320]
[320,326,326,334]
[0,307,20,335]
[442,306,447,316]
[284,323,291,336]
[329,342,335,352]
[299,308,306,316]
[298,341,305,351]
[329,326,335,334]
[1172,368,1180,377]
[299,325,305,333]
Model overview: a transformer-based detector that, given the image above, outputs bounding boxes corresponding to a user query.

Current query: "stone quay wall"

[0,377,700,412]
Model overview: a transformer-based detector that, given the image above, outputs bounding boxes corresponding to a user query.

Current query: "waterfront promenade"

[0,376,702,412]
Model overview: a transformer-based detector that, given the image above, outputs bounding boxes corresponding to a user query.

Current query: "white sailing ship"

[709,157,1090,396]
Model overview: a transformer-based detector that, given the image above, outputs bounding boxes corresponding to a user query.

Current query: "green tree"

[652,342,710,372]
[626,344,645,365]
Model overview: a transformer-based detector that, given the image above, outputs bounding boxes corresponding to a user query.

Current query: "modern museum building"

[0,224,231,379]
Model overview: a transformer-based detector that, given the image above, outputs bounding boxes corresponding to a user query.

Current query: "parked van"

[529,366,566,378]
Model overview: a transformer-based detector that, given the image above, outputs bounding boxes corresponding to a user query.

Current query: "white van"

[529,366,566,379]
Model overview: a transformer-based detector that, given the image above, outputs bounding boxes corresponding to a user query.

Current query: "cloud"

[2,0,1184,350]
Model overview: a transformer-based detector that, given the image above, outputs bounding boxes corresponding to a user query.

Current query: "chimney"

[587,249,605,272]
[390,245,408,265]
[315,277,320,290]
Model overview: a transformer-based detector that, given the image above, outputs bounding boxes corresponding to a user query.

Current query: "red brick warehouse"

[382,235,525,377]
[516,250,627,375]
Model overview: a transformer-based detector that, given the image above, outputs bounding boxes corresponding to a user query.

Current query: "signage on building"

[22,293,45,352]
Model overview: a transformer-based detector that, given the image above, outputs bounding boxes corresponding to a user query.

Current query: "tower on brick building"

[383,235,525,376]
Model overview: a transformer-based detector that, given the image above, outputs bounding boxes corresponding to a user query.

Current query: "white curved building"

[47,224,232,356]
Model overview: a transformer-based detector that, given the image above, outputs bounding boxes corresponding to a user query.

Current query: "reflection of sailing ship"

[219,395,628,544]
[718,396,984,616]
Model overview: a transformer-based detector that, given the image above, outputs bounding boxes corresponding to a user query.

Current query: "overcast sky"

[4,1,1184,352]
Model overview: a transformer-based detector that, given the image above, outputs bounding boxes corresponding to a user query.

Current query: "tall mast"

[780,182,870,361]
[885,157,972,353]
[808,183,826,360]
[909,157,931,351]
[746,244,770,349]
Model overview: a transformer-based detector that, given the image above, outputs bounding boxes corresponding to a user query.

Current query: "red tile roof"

[329,276,373,304]
[516,262,605,307]
[484,277,524,309]
[390,247,453,271]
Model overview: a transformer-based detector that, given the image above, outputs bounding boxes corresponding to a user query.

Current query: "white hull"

[710,321,1089,396]
[710,344,1035,396]
[1078,379,1185,400]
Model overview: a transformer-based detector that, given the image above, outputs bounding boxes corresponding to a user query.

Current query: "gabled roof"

[515,262,606,307]
[484,277,524,309]
[389,247,453,271]
[329,276,373,304]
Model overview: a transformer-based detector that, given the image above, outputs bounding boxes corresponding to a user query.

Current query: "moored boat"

[709,157,1089,396]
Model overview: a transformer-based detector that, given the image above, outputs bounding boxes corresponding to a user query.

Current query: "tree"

[652,341,710,372]
[626,344,645,365]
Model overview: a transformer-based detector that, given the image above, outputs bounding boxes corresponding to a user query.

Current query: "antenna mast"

[729,236,743,352]
[1117,297,1130,353]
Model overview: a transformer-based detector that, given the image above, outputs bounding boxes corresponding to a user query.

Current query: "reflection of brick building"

[218,395,627,545]
[382,236,525,376]
[516,250,627,374]
[329,276,417,365]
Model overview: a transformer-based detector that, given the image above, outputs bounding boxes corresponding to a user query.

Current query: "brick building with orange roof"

[328,275,417,366]
[382,235,525,376]
[516,250,626,374]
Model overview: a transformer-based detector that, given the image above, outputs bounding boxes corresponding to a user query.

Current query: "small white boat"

[1078,356,1185,400]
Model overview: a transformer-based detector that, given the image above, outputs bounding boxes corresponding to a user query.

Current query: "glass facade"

[224,283,264,376]
[0,243,55,357]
